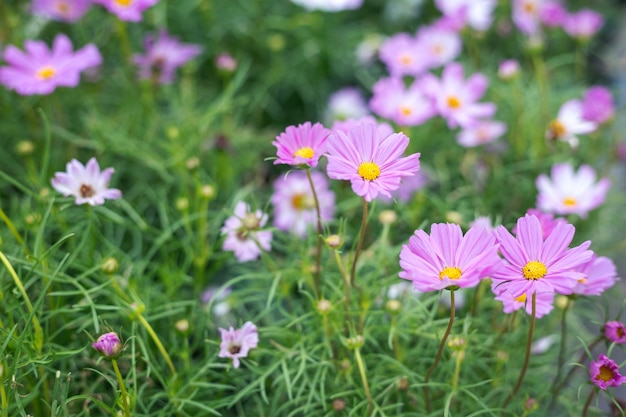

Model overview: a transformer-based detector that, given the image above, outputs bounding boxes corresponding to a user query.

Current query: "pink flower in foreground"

[492,214,593,298]
[421,62,496,129]
[221,202,272,263]
[133,29,202,84]
[563,9,604,41]
[590,354,626,390]
[399,223,501,292]
[582,86,614,125]
[536,163,610,218]
[0,34,101,95]
[51,158,122,206]
[369,77,436,127]
[273,122,331,168]
[32,0,93,22]
[492,285,554,318]
[572,255,619,296]
[218,322,258,369]
[546,99,597,148]
[92,332,122,358]
[325,124,420,202]
[604,321,626,344]
[271,170,335,238]
[456,119,507,147]
[94,0,158,21]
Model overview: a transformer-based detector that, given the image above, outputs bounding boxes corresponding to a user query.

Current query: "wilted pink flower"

[435,0,497,31]
[218,322,259,368]
[399,223,501,292]
[590,354,626,390]
[563,9,604,40]
[221,202,272,263]
[271,170,335,238]
[572,255,618,296]
[498,59,520,80]
[582,86,614,124]
[332,116,393,139]
[94,0,158,21]
[379,33,427,77]
[421,62,496,129]
[415,25,462,70]
[536,163,610,218]
[369,77,436,127]
[513,208,567,239]
[456,119,507,147]
[546,99,597,148]
[92,332,122,358]
[32,0,93,22]
[604,321,626,344]
[133,29,202,84]
[51,158,122,206]
[273,122,331,168]
[325,124,420,202]
[215,53,237,72]
[492,285,555,318]
[491,214,593,298]
[0,34,101,95]
[325,87,370,123]
[290,0,362,11]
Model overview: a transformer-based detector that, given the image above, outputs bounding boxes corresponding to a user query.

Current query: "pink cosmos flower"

[290,0,362,11]
[491,214,593,298]
[379,33,428,77]
[271,170,335,238]
[133,29,202,84]
[512,0,543,35]
[563,9,604,40]
[546,99,597,148]
[32,0,93,22]
[92,332,122,358]
[434,0,497,32]
[325,124,420,202]
[604,321,626,344]
[218,322,259,369]
[325,88,370,123]
[498,59,520,80]
[369,77,436,127]
[221,202,272,263]
[94,0,158,22]
[536,163,610,218]
[456,119,507,147]
[582,86,614,125]
[273,122,331,168]
[590,354,626,390]
[513,208,567,239]
[399,223,501,292]
[492,285,555,318]
[332,116,393,139]
[377,170,428,204]
[0,34,101,95]
[571,255,618,296]
[421,62,496,129]
[51,158,122,206]
[415,25,462,70]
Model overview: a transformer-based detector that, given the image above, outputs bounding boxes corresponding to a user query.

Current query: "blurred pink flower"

[0,34,101,95]
[456,119,507,147]
[273,122,331,168]
[133,29,202,84]
[536,163,610,218]
[325,124,420,202]
[379,33,427,77]
[582,86,614,124]
[590,354,626,390]
[51,157,122,206]
[434,0,497,31]
[546,99,597,148]
[377,169,428,204]
[604,321,626,344]
[498,59,520,80]
[32,0,93,22]
[572,255,619,296]
[325,87,370,122]
[563,9,604,40]
[221,202,272,263]
[399,223,501,292]
[290,0,362,11]
[332,116,393,139]
[539,2,566,27]
[92,332,122,358]
[369,76,436,126]
[215,53,237,72]
[218,322,258,369]
[415,25,462,70]
[95,0,158,21]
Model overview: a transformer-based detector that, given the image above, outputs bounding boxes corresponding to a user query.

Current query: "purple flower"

[92,332,122,358]
[325,124,420,202]
[563,9,604,40]
[369,76,436,127]
[0,34,101,95]
[590,354,626,390]
[31,0,93,22]
[536,163,610,218]
[221,201,272,263]
[421,62,496,129]
[399,223,501,292]
[271,170,335,238]
[133,29,202,84]
[491,214,593,298]
[582,86,614,124]
[325,87,370,123]
[218,322,259,368]
[51,158,122,206]
[604,322,626,344]
[272,122,331,168]
[572,255,619,296]
[94,0,158,22]
[456,119,507,147]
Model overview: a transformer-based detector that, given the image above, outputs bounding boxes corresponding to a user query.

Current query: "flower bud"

[101,257,119,275]
[379,210,397,225]
[200,185,216,199]
[346,335,364,350]
[92,332,122,358]
[175,319,190,334]
[316,299,332,314]
[176,197,189,211]
[325,234,343,249]
[186,157,200,170]
[16,140,34,156]
[332,399,346,411]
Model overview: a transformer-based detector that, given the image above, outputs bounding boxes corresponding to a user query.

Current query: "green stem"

[424,289,456,413]
[0,363,7,417]
[305,168,323,298]
[112,359,132,417]
[551,298,571,392]
[136,313,177,376]
[354,346,373,416]
[582,387,597,417]
[334,249,351,336]
[0,208,28,253]
[349,198,368,292]
[502,292,536,410]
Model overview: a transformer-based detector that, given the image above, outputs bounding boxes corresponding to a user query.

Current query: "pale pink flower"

[498,59,520,80]
[31,0,93,22]
[563,9,604,40]
[582,86,614,124]
[572,255,618,296]
[94,0,158,21]
[546,99,597,148]
[434,0,497,31]
[325,88,370,123]
[415,25,462,70]
[290,0,362,12]
[369,77,436,127]
[331,116,393,139]
[215,53,237,72]
[273,122,331,168]
[512,0,543,35]
[221,202,272,263]
[218,322,259,369]
[379,33,428,77]
[469,216,496,232]
[456,119,507,147]
[51,158,122,206]
[536,163,610,218]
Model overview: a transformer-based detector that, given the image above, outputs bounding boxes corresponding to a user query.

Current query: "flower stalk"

[112,359,132,417]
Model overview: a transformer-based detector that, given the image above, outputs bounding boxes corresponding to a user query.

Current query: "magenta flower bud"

[92,332,122,358]
[604,321,626,344]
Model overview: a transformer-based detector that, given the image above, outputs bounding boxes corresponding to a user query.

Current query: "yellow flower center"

[447,96,461,109]
[56,1,70,13]
[596,366,615,382]
[524,1,535,14]
[563,197,577,207]
[577,277,587,284]
[522,261,547,280]
[358,162,381,181]
[514,293,527,303]
[80,184,95,198]
[114,0,132,6]
[399,54,413,66]
[291,194,314,211]
[432,44,443,56]
[294,147,314,159]
[439,267,462,280]
[399,106,412,116]
[36,66,56,80]
[547,120,566,139]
